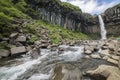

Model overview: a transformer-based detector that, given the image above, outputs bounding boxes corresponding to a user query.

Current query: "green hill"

[0,0,88,45]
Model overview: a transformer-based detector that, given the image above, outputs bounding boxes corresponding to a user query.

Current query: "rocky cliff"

[103,3,120,36]
[24,0,100,35]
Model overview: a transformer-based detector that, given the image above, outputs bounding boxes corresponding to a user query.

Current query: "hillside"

[0,0,89,49]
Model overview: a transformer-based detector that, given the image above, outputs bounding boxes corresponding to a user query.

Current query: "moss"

[0,41,8,49]
[29,35,38,43]
[61,2,81,12]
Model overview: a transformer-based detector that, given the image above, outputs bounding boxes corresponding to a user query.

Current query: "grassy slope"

[36,20,88,44]
[0,0,89,45]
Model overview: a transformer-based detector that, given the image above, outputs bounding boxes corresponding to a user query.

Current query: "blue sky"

[61,0,120,14]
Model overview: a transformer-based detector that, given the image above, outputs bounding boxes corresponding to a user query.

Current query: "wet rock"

[0,49,10,57]
[40,44,49,49]
[85,50,92,55]
[90,54,101,59]
[29,48,40,59]
[2,38,9,41]
[26,46,32,52]
[110,55,119,61]
[58,47,65,51]
[102,46,108,49]
[108,44,115,51]
[34,41,41,45]
[118,57,120,69]
[84,55,90,58]
[51,64,83,80]
[86,65,120,80]
[102,56,109,60]
[10,46,27,55]
[15,42,23,47]
[10,33,18,38]
[100,50,110,56]
[16,35,26,42]
[107,58,118,65]
[84,45,94,51]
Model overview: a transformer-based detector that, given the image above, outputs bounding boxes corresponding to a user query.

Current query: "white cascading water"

[0,46,84,80]
[98,15,107,40]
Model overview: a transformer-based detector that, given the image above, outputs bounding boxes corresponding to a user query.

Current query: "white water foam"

[59,46,84,61]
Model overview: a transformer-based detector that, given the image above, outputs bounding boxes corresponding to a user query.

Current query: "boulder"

[84,45,94,51]
[10,33,18,38]
[118,57,120,69]
[110,55,119,61]
[0,49,10,57]
[34,41,41,45]
[108,44,115,51]
[100,50,110,57]
[85,50,92,55]
[16,36,26,42]
[40,44,49,48]
[86,65,120,80]
[51,64,82,80]
[15,42,23,47]
[10,46,27,55]
[90,54,101,59]
[28,48,40,59]
[2,38,9,41]
[107,58,118,65]
[102,46,108,49]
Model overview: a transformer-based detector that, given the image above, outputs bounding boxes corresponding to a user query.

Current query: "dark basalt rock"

[102,3,120,36]
[25,0,100,36]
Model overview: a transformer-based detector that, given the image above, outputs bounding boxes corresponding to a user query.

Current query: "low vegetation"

[0,0,88,45]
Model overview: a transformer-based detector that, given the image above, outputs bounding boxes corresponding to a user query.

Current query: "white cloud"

[61,0,120,14]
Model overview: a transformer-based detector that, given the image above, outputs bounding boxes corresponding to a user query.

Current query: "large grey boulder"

[51,64,82,80]
[10,46,27,55]
[16,36,26,42]
[0,49,10,57]
[86,65,120,80]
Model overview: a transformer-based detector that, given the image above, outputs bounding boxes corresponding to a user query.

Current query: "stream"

[0,45,114,80]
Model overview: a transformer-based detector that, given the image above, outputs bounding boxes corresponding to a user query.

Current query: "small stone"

[16,36,26,42]
[10,33,18,38]
[34,41,41,45]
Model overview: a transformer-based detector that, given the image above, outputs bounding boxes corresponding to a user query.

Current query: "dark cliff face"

[24,0,99,35]
[103,3,120,36]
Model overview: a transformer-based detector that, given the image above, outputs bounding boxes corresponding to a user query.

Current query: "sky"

[60,0,120,15]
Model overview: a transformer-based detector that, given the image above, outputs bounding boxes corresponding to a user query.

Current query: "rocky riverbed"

[0,37,120,80]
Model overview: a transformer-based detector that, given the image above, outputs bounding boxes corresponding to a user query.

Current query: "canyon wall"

[25,0,100,35]
[103,4,120,37]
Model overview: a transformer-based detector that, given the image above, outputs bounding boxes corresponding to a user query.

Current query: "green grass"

[0,0,88,45]
[36,20,89,44]
[0,0,30,37]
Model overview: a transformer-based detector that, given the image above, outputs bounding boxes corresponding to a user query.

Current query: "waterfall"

[98,15,107,39]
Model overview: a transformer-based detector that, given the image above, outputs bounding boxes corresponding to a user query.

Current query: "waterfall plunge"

[98,15,107,40]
